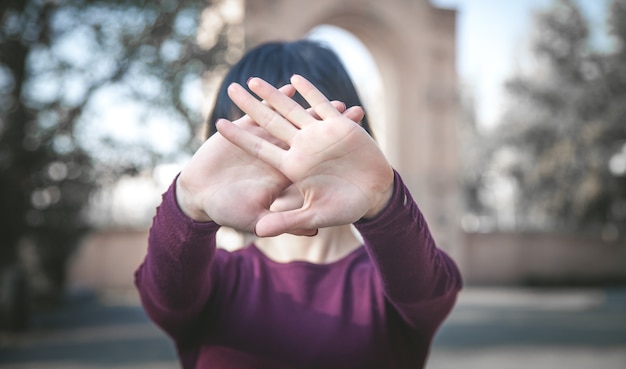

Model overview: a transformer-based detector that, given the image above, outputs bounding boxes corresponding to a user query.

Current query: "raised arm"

[355,170,462,336]
[134,179,220,340]
[135,85,294,338]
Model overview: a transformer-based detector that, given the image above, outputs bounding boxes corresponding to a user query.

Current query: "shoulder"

[207,244,262,296]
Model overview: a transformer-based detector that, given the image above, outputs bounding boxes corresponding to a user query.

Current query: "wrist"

[175,175,212,222]
[362,169,394,219]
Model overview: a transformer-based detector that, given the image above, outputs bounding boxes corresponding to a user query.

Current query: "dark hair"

[207,40,373,138]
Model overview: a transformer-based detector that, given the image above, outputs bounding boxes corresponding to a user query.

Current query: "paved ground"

[429,287,626,368]
[1,286,625,368]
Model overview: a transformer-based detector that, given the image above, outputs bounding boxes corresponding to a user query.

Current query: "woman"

[135,40,462,368]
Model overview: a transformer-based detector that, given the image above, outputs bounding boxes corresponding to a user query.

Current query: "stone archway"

[243,0,462,261]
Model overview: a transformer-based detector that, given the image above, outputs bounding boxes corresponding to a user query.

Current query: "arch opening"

[306,25,387,154]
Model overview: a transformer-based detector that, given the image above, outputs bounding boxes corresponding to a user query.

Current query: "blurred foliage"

[480,0,626,238]
[0,0,237,305]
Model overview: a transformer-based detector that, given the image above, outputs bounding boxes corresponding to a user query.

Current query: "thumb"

[287,229,319,237]
[254,209,319,237]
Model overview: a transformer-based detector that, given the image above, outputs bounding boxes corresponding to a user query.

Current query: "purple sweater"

[135,171,462,368]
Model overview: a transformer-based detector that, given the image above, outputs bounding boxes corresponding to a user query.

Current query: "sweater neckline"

[246,242,367,268]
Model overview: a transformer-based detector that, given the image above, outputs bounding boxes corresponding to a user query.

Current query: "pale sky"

[431,0,609,129]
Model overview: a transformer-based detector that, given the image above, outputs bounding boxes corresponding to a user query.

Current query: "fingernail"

[247,77,254,85]
[253,226,259,237]
[307,229,319,237]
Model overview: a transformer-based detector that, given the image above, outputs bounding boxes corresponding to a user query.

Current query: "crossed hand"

[176,74,393,237]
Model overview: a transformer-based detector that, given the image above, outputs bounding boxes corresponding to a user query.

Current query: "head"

[207,39,373,138]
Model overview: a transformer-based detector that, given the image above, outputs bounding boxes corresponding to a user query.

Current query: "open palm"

[176,114,290,232]
[217,75,394,237]
[176,82,368,235]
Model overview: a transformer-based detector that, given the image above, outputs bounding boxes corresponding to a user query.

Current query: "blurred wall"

[463,232,626,286]
[68,229,149,291]
[68,229,626,291]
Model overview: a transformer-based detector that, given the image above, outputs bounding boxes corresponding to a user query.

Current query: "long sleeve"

[354,170,462,337]
[134,177,220,342]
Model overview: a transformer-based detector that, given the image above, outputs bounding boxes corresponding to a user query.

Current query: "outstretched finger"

[306,100,346,120]
[230,83,295,129]
[278,84,296,99]
[247,77,318,129]
[215,118,285,170]
[234,83,296,130]
[343,105,365,124]
[291,74,342,120]
[228,82,299,145]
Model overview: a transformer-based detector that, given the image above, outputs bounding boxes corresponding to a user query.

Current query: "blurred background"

[0,0,625,368]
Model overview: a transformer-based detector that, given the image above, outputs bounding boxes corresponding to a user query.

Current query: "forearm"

[355,170,462,331]
[135,177,220,337]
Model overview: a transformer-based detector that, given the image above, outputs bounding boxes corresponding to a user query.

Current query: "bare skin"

[176,74,394,263]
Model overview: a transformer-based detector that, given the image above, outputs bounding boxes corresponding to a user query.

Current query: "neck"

[254,225,362,264]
